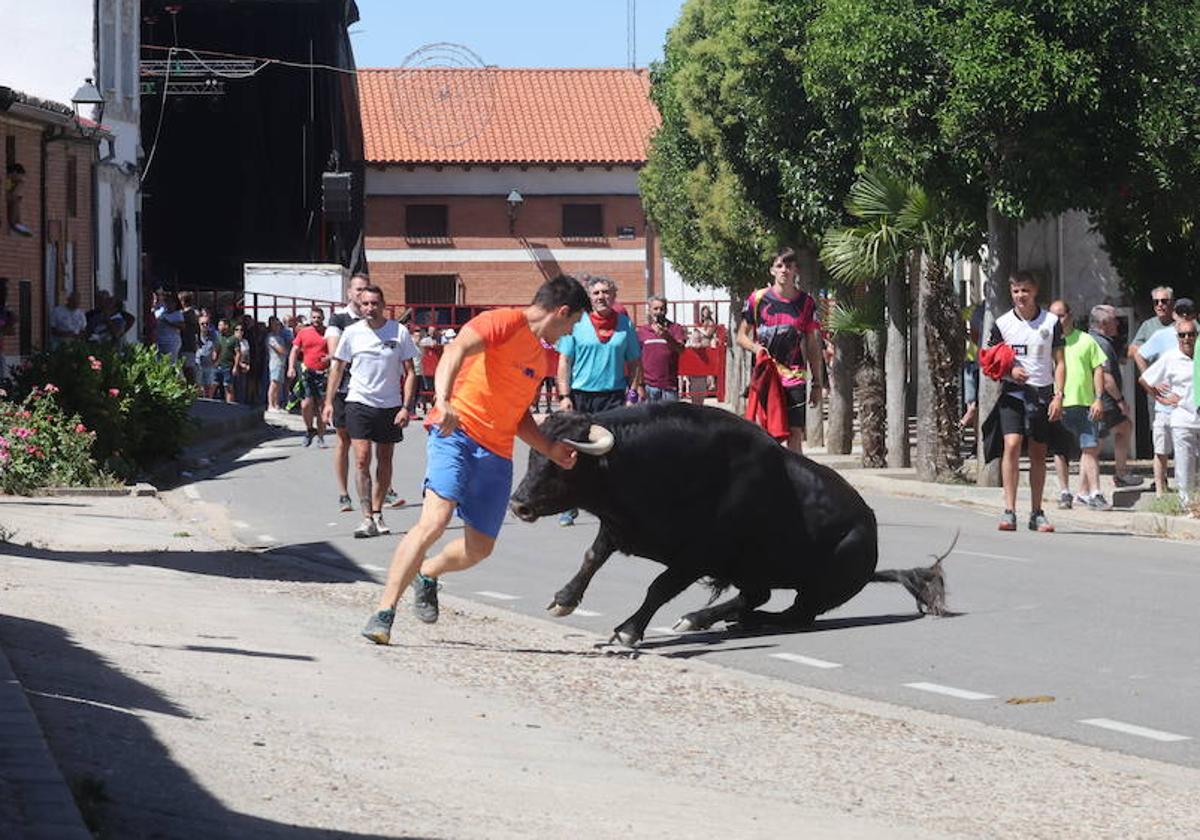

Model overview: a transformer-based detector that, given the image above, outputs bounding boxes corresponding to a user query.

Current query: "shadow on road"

[0,541,375,584]
[0,614,430,839]
[635,611,931,654]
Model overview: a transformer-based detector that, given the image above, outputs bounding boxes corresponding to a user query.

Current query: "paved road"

[185,420,1200,769]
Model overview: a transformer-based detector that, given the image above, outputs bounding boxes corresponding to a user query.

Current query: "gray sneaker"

[1028,510,1055,533]
[338,494,353,512]
[354,517,379,539]
[411,574,439,623]
[362,609,395,645]
[1086,493,1112,511]
[1057,490,1074,510]
[1113,473,1145,488]
[372,511,390,535]
[997,510,1017,531]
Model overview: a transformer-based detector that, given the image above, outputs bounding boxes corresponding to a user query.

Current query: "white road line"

[362,563,385,572]
[572,608,602,617]
[904,682,995,701]
[1079,718,1191,743]
[182,485,200,501]
[257,534,278,544]
[954,549,1032,563]
[231,520,250,530]
[475,590,520,601]
[770,652,842,669]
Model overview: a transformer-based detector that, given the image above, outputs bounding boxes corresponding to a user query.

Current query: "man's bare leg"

[1080,448,1101,498]
[420,525,495,577]
[373,443,394,513]
[1028,439,1049,512]
[352,438,374,512]
[377,493,457,610]
[1113,419,1133,479]
[1154,452,1170,496]
[1002,433,1023,512]
[334,427,351,497]
[786,427,804,455]
[1054,454,1071,497]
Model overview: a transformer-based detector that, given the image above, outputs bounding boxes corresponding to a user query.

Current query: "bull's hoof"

[672,612,712,632]
[546,601,576,618]
[609,628,643,648]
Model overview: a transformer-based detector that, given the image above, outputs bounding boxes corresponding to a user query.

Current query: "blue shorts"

[424,427,513,539]
[1062,405,1100,450]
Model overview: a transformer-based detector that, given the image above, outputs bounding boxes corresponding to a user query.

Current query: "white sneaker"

[372,512,390,535]
[354,517,379,539]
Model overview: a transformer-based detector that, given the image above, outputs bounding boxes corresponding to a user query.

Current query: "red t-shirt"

[294,325,329,371]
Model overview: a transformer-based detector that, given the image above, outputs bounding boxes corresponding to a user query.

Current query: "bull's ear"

[562,424,614,456]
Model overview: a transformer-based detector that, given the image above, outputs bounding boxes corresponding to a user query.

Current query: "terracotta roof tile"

[358,68,660,165]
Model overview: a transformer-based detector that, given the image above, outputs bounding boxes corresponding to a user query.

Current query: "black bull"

[509,402,948,646]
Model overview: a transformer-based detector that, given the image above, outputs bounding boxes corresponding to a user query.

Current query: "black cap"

[1175,297,1195,316]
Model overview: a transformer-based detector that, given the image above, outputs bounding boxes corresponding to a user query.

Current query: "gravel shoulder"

[2,537,1198,839]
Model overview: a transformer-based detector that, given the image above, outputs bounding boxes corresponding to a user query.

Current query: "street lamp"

[506,189,523,234]
[71,78,106,137]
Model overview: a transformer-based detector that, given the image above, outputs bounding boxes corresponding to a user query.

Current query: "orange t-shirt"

[429,309,544,458]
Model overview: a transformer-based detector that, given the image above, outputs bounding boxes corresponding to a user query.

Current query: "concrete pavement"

[3,405,1200,837]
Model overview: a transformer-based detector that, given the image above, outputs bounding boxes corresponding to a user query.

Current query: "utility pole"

[627,0,637,68]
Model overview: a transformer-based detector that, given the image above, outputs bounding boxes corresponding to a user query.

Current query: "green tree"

[804,0,1200,481]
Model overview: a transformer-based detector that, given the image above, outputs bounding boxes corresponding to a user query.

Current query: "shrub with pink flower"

[108,388,120,398]
[0,389,107,494]
[43,383,59,394]
[88,356,102,371]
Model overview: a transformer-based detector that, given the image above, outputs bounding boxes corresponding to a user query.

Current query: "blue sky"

[350,0,687,69]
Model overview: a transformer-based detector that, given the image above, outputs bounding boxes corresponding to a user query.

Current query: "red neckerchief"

[589,310,618,343]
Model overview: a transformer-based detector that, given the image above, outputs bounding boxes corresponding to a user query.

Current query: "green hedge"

[8,342,195,481]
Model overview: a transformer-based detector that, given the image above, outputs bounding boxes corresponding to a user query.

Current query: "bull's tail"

[871,530,958,617]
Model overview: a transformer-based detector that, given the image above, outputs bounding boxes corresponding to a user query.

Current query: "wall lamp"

[506,189,523,234]
[71,78,106,139]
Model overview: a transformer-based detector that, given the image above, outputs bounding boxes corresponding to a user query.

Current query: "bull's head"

[509,413,615,522]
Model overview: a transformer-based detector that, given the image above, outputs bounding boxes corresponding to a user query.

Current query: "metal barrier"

[152,290,729,404]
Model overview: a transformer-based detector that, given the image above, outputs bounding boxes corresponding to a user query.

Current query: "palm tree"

[821,172,912,468]
[821,171,975,477]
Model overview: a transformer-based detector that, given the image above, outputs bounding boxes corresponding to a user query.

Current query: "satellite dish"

[397,42,496,149]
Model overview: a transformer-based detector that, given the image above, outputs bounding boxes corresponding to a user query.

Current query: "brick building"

[1,88,100,359]
[358,68,661,315]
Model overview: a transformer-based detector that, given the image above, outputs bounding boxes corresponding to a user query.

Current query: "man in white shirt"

[985,271,1066,532]
[1135,297,1195,495]
[1139,319,1199,505]
[49,291,86,349]
[324,285,418,538]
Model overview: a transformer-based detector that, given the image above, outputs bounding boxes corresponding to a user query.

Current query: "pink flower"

[0,451,9,463]
[108,388,120,397]
[13,427,32,439]
[88,356,102,371]
[74,423,88,434]
[18,411,30,419]
[0,436,7,447]
[26,445,43,458]
[43,383,59,394]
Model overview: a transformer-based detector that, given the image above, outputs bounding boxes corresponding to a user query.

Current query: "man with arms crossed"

[323,286,418,539]
[362,276,589,644]
[987,271,1066,532]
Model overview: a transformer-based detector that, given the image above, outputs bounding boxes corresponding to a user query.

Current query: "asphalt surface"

[187,418,1200,769]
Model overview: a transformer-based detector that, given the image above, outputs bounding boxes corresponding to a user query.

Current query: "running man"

[361,275,590,644]
[323,286,418,538]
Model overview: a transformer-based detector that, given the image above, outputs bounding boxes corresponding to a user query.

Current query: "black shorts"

[997,393,1051,443]
[783,384,807,429]
[332,391,348,429]
[572,389,625,414]
[345,401,403,444]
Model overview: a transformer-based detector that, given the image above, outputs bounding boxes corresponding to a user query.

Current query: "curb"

[1129,511,1200,540]
[35,483,157,498]
[0,644,92,839]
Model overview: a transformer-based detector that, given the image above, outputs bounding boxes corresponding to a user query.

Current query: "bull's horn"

[562,424,614,456]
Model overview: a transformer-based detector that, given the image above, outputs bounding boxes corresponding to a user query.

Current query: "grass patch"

[1147,493,1185,516]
